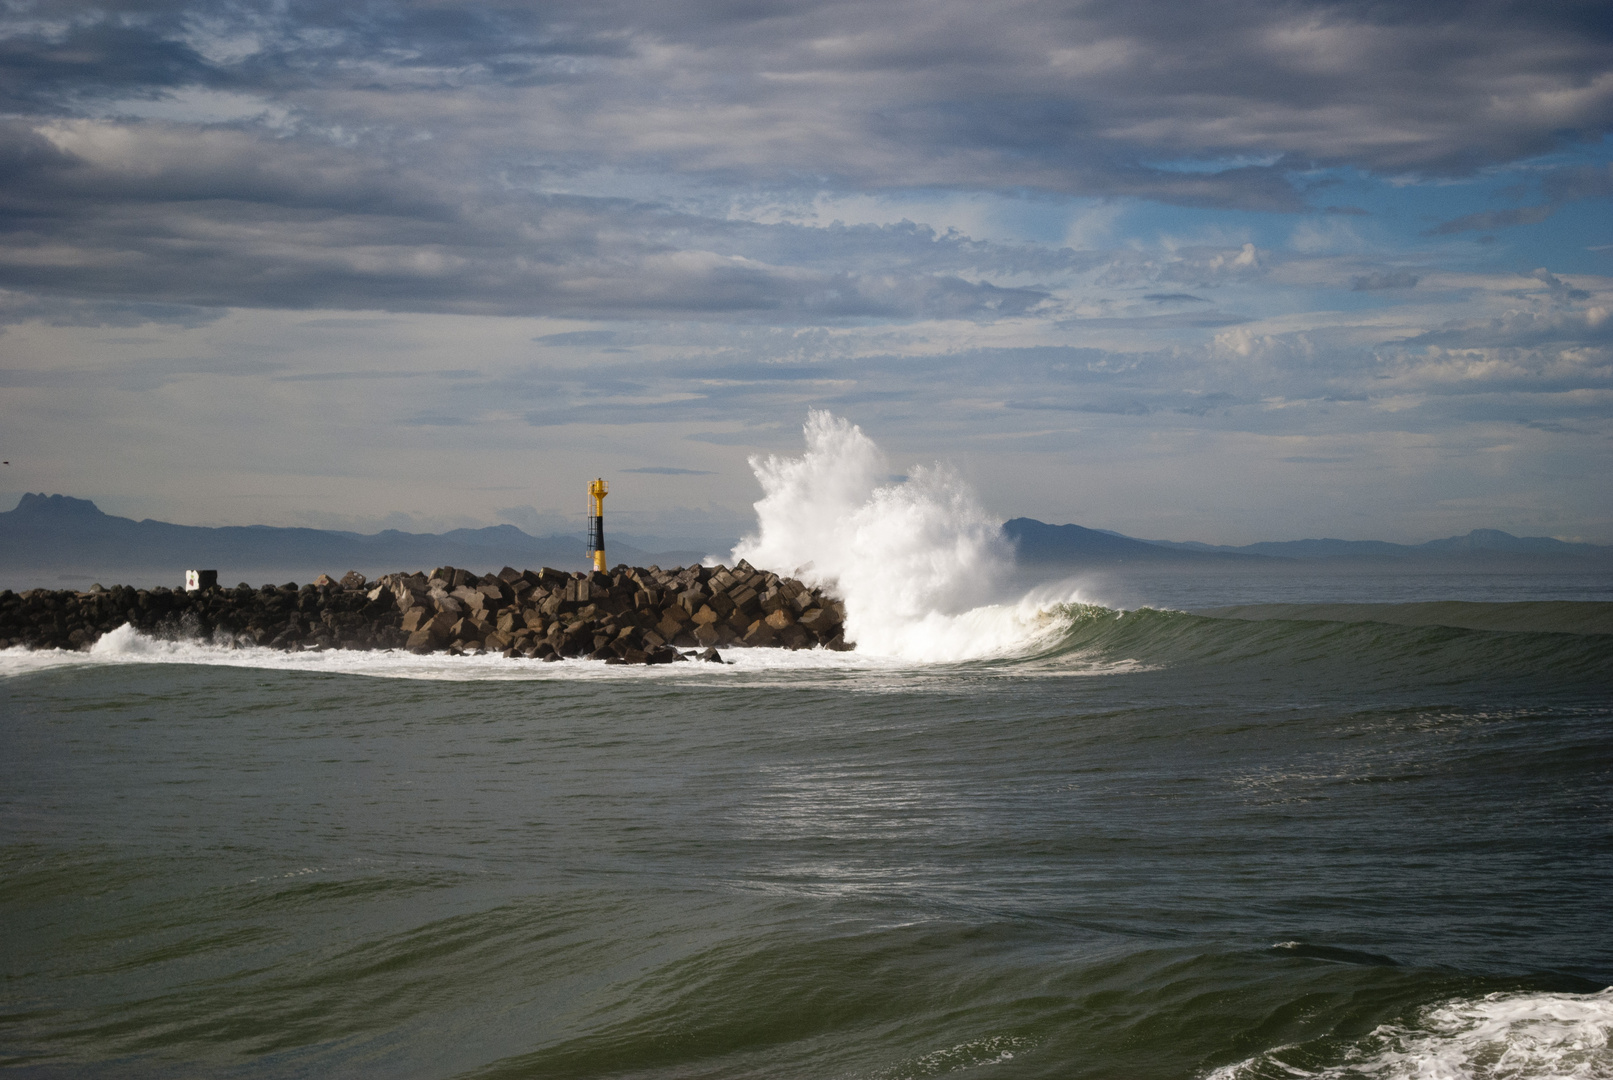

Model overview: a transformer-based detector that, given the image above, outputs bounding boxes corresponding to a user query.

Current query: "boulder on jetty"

[0,562,852,664]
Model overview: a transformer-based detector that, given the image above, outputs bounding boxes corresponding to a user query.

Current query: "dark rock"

[0,563,852,662]
[798,607,840,636]
[778,623,811,650]
[655,607,690,639]
[741,619,777,647]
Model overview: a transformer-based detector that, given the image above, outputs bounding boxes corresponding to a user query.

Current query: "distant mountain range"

[3,495,1608,590]
[1003,518,1613,566]
[0,494,712,588]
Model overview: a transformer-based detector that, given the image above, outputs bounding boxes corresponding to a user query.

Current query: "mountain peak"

[9,493,106,518]
[1420,528,1579,554]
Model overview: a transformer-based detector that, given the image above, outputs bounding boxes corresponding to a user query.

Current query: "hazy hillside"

[1141,527,1612,562]
[6,495,1609,590]
[0,495,712,589]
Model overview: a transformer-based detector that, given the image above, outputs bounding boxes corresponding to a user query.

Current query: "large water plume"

[731,411,1082,661]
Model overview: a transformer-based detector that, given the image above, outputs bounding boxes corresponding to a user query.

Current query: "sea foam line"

[0,623,911,682]
[0,614,1141,684]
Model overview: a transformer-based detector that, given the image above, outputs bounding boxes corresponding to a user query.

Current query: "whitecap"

[1209,987,1613,1080]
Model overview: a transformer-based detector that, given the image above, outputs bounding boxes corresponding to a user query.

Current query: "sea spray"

[732,411,1083,661]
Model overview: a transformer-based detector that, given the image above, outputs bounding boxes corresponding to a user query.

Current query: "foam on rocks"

[0,564,851,665]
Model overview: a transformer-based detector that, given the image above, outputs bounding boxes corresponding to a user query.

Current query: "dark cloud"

[1542,162,1613,202]
[1426,205,1555,236]
[1426,162,1613,236]
[0,127,1053,320]
[5,2,1611,180]
[0,22,217,112]
[0,0,1609,324]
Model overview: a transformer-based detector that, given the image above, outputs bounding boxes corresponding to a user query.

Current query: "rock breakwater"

[0,562,851,664]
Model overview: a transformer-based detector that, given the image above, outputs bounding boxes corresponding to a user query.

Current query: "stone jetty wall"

[0,562,851,664]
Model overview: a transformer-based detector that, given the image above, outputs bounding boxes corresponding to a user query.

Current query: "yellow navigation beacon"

[587,478,609,573]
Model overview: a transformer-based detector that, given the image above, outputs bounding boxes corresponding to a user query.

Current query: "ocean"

[3,414,1610,1078]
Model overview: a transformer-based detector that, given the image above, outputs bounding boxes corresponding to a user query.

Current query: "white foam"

[1209,988,1613,1080]
[731,410,1093,662]
[1,617,1141,684]
[0,622,935,683]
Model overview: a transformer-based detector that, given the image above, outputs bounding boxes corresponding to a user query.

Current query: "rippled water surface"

[2,604,1610,1079]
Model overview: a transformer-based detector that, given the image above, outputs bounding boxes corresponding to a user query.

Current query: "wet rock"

[742,619,777,647]
[0,562,853,663]
[778,623,811,650]
[798,607,840,636]
[730,587,761,620]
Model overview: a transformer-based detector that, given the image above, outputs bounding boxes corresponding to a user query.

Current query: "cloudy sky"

[2,0,1610,545]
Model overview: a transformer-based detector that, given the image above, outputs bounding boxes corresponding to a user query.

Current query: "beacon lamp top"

[587,478,609,573]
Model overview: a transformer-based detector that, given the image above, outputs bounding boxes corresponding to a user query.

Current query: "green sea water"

[2,601,1610,1079]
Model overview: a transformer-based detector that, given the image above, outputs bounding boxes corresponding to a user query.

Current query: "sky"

[1,0,1610,546]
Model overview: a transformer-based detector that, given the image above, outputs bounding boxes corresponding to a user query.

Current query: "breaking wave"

[1210,988,1613,1080]
[732,410,1086,661]
[3,602,1606,688]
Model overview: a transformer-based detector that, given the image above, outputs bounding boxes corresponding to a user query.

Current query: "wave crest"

[1210,988,1613,1080]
